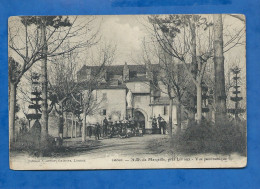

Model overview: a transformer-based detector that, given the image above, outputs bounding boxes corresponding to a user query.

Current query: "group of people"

[87,114,167,140]
[86,122,102,140]
[152,114,167,134]
[87,116,144,140]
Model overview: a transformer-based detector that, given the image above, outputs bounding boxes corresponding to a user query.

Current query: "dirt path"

[10,134,246,170]
[66,134,168,159]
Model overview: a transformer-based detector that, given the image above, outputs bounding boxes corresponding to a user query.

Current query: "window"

[103,109,106,115]
[130,71,137,78]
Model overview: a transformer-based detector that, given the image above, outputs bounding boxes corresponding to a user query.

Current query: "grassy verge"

[148,119,246,156]
[10,132,101,157]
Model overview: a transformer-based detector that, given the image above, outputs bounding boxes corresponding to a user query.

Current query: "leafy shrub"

[10,131,56,157]
[173,118,246,156]
[10,131,100,157]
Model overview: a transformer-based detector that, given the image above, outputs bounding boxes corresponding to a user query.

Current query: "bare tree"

[147,14,245,124]
[48,49,80,140]
[148,15,214,124]
[8,16,99,142]
[8,57,22,142]
[71,44,116,142]
[141,40,189,136]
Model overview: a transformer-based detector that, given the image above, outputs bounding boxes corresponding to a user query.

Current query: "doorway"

[134,110,146,132]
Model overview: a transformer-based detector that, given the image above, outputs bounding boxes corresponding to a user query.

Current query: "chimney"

[146,62,153,81]
[123,62,129,81]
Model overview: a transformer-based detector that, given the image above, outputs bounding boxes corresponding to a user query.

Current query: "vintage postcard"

[8,14,246,170]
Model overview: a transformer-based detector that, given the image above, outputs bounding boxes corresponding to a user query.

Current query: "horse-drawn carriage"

[87,119,144,139]
[105,121,144,138]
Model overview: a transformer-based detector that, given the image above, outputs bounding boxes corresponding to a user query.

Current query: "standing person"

[122,117,127,137]
[115,121,119,136]
[103,117,108,137]
[111,122,115,138]
[88,126,93,138]
[152,115,157,134]
[129,118,134,136]
[157,114,164,134]
[125,118,131,138]
[108,120,113,137]
[161,120,166,134]
[136,122,140,136]
[98,123,102,138]
[95,123,100,140]
[118,121,123,135]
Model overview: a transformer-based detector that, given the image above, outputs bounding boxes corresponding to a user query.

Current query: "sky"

[91,15,147,65]
[9,15,246,67]
[85,14,246,67]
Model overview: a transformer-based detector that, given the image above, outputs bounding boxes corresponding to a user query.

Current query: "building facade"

[77,62,177,134]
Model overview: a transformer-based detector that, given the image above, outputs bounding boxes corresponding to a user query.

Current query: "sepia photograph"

[8,14,246,170]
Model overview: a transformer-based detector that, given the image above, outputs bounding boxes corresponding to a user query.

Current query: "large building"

[77,62,177,134]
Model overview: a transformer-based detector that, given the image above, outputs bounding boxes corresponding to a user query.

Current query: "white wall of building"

[152,105,177,125]
[126,81,150,93]
[86,89,127,124]
[82,82,177,133]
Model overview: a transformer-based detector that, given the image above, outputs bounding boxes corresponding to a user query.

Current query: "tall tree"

[8,57,21,142]
[37,16,74,142]
[142,41,189,136]
[71,44,116,142]
[9,16,99,142]
[213,14,227,122]
[147,14,245,124]
[48,50,80,140]
[148,15,213,124]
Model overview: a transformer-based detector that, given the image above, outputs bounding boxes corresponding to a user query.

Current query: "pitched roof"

[150,96,178,106]
[78,64,160,76]
[95,84,127,90]
[77,80,127,90]
[126,76,149,82]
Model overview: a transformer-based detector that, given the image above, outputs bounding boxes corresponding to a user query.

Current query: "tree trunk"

[58,114,64,140]
[213,14,227,123]
[176,102,182,135]
[196,84,202,124]
[58,104,64,140]
[64,112,68,137]
[28,120,31,129]
[40,22,48,142]
[168,98,173,137]
[75,120,77,138]
[82,105,86,142]
[9,82,17,143]
[80,120,82,137]
[189,16,197,120]
[71,113,74,138]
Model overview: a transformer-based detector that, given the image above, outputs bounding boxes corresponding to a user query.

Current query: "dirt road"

[10,134,246,170]
[66,134,168,159]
